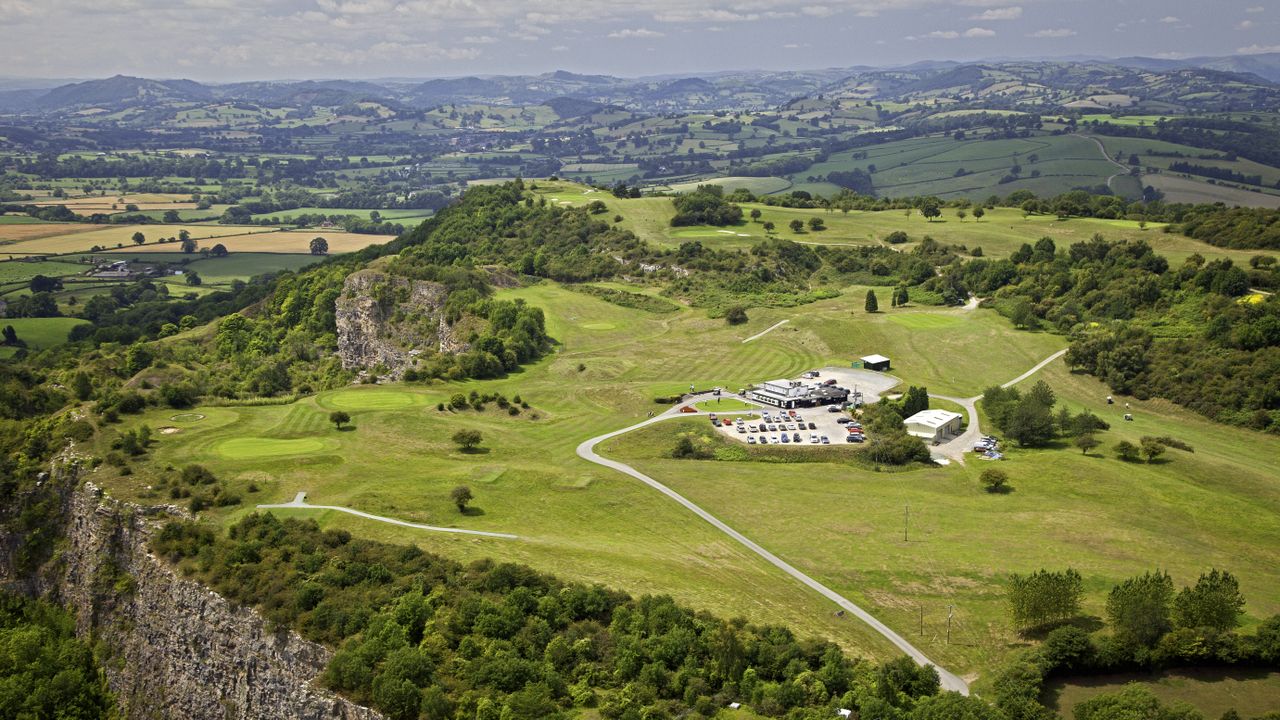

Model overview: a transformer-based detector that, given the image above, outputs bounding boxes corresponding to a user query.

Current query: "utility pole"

[903,505,909,542]
[946,605,955,645]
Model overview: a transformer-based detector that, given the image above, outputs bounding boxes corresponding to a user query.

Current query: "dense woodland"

[151,512,978,720]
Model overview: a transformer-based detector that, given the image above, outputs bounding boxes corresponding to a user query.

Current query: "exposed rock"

[334,269,469,379]
[0,459,382,720]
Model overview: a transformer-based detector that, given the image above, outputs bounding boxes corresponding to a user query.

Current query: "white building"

[903,409,963,441]
[748,379,849,409]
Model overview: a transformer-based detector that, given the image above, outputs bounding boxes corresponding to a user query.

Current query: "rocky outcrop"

[334,269,469,379]
[0,458,382,720]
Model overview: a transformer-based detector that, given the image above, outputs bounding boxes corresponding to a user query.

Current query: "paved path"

[742,319,789,343]
[928,348,1069,463]
[576,393,971,695]
[257,492,518,540]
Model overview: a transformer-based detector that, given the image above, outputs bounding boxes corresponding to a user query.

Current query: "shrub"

[981,468,1010,493]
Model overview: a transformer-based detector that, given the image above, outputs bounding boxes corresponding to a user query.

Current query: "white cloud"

[1246,5,1264,12]
[970,6,1021,20]
[801,5,836,17]
[783,42,811,48]
[461,35,496,44]
[1158,15,1180,23]
[1238,44,1280,54]
[653,8,760,23]
[921,30,959,39]
[551,44,569,52]
[1237,20,1254,30]
[1029,28,1076,37]
[607,27,664,38]
[964,26,995,37]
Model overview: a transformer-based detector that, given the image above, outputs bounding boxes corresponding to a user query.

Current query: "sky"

[1,0,1277,82]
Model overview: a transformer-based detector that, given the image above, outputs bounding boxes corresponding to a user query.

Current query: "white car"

[810,434,819,443]
[747,436,757,444]
[736,425,747,433]
[748,424,758,432]
[770,435,779,444]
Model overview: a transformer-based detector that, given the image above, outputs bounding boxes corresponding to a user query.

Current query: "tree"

[1140,437,1166,463]
[1106,570,1175,647]
[329,411,351,429]
[1008,568,1083,629]
[210,243,228,257]
[1173,569,1244,631]
[29,275,62,293]
[1,325,18,346]
[131,231,145,245]
[920,201,941,222]
[1074,685,1202,720]
[185,271,202,286]
[1114,440,1140,461]
[163,209,181,223]
[808,216,824,231]
[1005,396,1055,447]
[180,236,198,254]
[178,229,191,243]
[956,209,967,221]
[749,208,762,222]
[1009,299,1037,329]
[310,236,329,255]
[981,468,1010,494]
[865,290,879,313]
[450,485,473,512]
[72,371,93,401]
[725,306,748,325]
[789,219,804,233]
[1074,433,1101,455]
[452,429,482,451]
[762,221,775,234]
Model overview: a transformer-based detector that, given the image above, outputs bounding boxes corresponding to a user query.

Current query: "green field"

[98,278,1280,690]
[0,317,89,352]
[1044,670,1280,718]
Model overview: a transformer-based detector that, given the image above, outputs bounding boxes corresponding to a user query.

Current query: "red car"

[722,418,733,427]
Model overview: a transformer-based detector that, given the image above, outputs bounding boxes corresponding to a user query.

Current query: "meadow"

[100,279,1280,689]
[522,181,1265,266]
[0,224,280,257]
[108,230,394,255]
[1043,670,1280,718]
[0,317,89,353]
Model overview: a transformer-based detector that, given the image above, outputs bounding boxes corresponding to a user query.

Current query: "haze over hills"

[2,54,1279,115]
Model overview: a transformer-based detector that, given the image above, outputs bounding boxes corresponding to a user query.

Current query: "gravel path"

[741,319,790,343]
[257,492,518,539]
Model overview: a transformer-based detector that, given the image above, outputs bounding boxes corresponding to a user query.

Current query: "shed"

[903,409,963,442]
[860,354,891,371]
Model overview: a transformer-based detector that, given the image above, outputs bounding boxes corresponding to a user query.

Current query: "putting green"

[214,437,335,459]
[886,313,963,330]
[322,390,419,411]
[169,413,206,422]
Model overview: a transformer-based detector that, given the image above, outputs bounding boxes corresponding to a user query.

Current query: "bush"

[981,468,1010,493]
[725,306,748,325]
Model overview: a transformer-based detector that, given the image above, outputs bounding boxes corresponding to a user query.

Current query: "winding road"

[1079,134,1132,192]
[257,492,519,540]
[576,397,972,695]
[575,348,1070,694]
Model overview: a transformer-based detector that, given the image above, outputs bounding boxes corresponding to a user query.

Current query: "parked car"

[737,425,747,433]
[792,432,802,442]
[807,422,817,430]
[747,436,757,444]
[821,436,830,444]
[770,435,779,444]
[780,434,789,443]
[748,424,758,432]
[809,434,819,443]
[823,379,837,386]
[836,417,851,425]
[845,434,863,443]
[827,405,841,412]
[759,436,768,444]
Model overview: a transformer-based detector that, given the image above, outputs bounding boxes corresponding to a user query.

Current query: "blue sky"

[1,0,1277,81]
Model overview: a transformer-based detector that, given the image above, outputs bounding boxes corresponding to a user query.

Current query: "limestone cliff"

[334,269,468,379]
[0,459,382,720]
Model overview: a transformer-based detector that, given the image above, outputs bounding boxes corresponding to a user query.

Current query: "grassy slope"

[98,278,1280,686]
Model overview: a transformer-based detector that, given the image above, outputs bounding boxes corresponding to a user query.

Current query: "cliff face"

[0,460,382,720]
[334,269,469,379]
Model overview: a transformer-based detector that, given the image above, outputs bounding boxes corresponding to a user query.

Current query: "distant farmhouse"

[748,379,850,409]
[860,354,891,372]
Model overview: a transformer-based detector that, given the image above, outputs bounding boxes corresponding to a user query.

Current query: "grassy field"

[1043,669,1280,718]
[0,259,85,285]
[107,230,394,255]
[565,184,1265,266]
[1,224,281,257]
[0,317,89,352]
[156,253,324,287]
[93,252,1280,690]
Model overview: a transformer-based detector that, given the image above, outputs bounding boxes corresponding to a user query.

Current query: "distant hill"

[1114,53,1280,84]
[33,75,211,110]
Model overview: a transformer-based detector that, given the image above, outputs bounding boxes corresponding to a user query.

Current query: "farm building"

[903,409,963,442]
[860,354,891,371]
[748,379,850,409]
